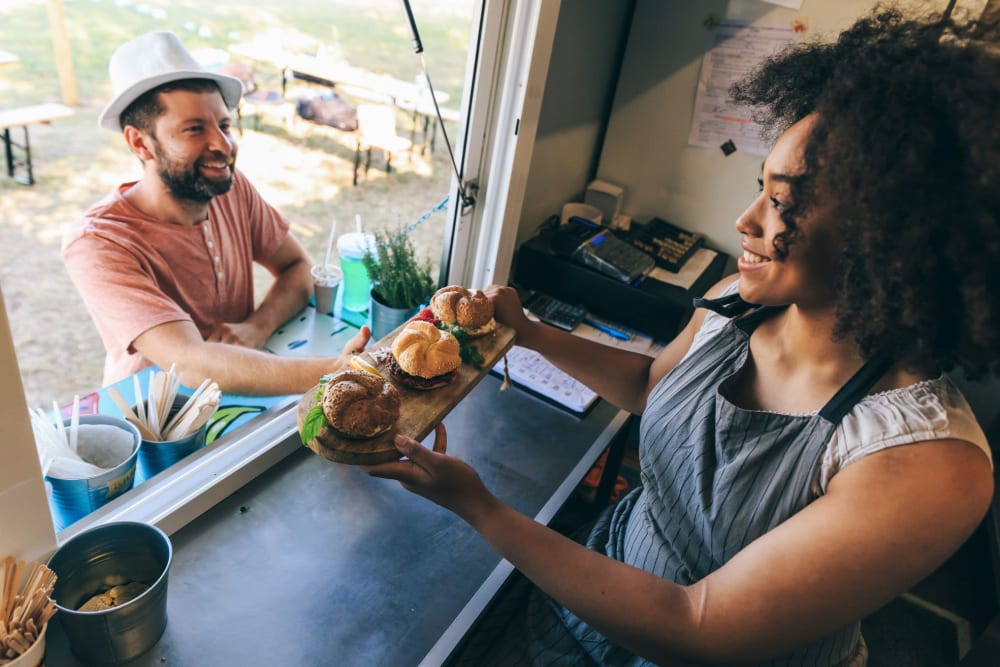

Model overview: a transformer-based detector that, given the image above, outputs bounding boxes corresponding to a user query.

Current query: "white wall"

[597,0,886,258]
[595,0,936,260]
[514,0,635,248]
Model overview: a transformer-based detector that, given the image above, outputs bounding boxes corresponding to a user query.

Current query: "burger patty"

[386,353,457,389]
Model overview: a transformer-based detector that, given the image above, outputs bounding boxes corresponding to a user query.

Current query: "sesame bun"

[320,369,400,438]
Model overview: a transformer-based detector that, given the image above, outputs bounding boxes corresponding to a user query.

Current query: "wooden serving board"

[296,322,516,465]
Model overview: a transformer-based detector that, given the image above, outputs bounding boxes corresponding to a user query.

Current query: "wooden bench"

[0,103,75,185]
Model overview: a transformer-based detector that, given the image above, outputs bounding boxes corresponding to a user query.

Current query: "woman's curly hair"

[730,4,1000,379]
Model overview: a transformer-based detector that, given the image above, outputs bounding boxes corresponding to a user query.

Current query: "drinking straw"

[355,213,363,234]
[322,217,337,270]
[69,395,80,453]
[52,400,67,446]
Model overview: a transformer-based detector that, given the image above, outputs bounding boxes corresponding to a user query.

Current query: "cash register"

[513,218,728,341]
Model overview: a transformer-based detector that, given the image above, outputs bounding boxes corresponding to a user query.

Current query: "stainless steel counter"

[45,375,629,666]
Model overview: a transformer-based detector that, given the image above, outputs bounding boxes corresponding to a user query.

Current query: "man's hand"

[336,326,372,362]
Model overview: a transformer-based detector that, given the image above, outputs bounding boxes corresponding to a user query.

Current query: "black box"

[513,230,728,341]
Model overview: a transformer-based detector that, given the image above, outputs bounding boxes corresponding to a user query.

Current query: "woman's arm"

[368,427,992,665]
[485,276,736,414]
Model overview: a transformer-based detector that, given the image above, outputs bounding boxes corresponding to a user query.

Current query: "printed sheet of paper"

[688,21,796,157]
[650,247,719,290]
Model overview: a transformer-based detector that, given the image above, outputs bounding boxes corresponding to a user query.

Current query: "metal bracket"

[460,179,479,216]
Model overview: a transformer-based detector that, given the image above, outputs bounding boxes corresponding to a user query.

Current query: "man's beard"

[152,139,234,203]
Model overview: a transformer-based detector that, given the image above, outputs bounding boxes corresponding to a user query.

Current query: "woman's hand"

[363,424,496,521]
[484,285,537,343]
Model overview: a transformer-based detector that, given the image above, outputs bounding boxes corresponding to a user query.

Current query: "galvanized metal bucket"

[46,521,172,666]
[45,415,140,528]
[370,291,417,341]
[135,395,207,481]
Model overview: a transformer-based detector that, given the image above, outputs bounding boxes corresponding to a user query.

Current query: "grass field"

[0,0,474,408]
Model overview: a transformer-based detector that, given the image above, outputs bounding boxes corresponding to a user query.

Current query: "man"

[62,31,369,395]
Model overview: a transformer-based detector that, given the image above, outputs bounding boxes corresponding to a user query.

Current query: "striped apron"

[453,295,890,666]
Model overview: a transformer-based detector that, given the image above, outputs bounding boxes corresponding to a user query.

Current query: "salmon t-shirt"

[62,169,290,386]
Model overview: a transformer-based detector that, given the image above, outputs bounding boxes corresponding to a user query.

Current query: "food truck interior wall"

[515,0,944,259]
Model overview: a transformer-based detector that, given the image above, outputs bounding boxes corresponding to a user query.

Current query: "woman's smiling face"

[735,114,841,311]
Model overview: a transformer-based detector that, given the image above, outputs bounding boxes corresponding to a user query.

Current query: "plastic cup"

[311,264,342,316]
[47,521,172,666]
[337,232,375,312]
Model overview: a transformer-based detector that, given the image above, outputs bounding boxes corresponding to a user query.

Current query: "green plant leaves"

[439,321,485,368]
[362,228,435,310]
[301,377,333,445]
[301,404,327,445]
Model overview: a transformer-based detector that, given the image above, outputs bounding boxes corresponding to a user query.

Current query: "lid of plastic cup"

[337,232,374,259]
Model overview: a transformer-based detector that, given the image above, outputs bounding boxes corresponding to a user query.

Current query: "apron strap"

[697,291,893,423]
[693,292,756,318]
[819,351,895,423]
[693,293,782,333]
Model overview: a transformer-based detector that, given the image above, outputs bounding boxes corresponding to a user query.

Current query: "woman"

[365,7,999,665]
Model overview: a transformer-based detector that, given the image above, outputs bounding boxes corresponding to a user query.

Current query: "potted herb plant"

[362,228,436,339]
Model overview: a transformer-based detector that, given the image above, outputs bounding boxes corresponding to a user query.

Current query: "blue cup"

[135,394,208,481]
[45,415,140,528]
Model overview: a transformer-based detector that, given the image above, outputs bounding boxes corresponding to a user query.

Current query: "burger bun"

[430,286,495,337]
[321,369,401,438]
[389,320,462,390]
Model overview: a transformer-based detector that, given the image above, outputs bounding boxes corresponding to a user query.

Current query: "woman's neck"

[730,304,865,413]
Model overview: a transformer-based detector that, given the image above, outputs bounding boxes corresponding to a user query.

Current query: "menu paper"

[687,21,797,157]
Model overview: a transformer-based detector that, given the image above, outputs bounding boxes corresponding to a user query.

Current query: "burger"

[388,320,462,390]
[429,285,496,338]
[319,369,401,438]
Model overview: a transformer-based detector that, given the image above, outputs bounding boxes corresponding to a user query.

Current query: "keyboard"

[491,345,598,415]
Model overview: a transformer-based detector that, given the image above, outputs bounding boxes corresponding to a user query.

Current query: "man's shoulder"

[64,183,141,250]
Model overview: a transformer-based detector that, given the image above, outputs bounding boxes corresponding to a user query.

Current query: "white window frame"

[0,0,560,552]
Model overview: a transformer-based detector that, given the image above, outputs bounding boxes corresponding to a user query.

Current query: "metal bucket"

[370,292,417,341]
[45,415,140,528]
[46,521,172,666]
[135,395,207,481]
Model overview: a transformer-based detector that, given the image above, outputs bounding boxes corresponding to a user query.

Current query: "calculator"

[524,293,587,331]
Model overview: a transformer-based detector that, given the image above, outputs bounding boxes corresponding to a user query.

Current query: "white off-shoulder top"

[688,283,992,496]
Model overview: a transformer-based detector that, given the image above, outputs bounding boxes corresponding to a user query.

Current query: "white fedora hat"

[98,31,244,132]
